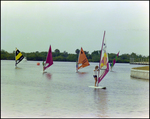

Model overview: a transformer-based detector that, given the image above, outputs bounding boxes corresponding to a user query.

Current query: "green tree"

[67,54,77,62]
[84,51,89,55]
[75,49,80,55]
[63,51,68,58]
[1,48,149,63]
[91,50,100,56]
[54,55,66,61]
[54,49,60,56]
[1,49,9,60]
[91,50,101,62]
[55,49,60,53]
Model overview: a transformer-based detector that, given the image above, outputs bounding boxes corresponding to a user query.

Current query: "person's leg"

[94,77,97,87]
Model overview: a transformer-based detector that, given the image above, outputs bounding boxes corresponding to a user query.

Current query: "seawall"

[130,68,149,80]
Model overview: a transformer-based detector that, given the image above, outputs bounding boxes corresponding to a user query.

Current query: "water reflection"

[93,89,108,117]
[77,71,87,74]
[1,61,149,117]
[43,73,52,80]
[109,70,116,73]
[15,67,22,69]
[130,77,149,82]
[77,71,87,78]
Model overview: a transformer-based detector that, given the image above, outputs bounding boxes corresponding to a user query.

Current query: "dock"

[130,58,149,65]
[130,62,149,65]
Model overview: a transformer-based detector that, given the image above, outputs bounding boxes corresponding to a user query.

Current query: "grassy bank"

[132,66,149,71]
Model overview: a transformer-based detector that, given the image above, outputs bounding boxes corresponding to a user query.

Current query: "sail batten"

[77,47,90,70]
[44,45,53,71]
[98,31,109,84]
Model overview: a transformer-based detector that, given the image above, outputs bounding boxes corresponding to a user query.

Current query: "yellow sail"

[15,48,24,66]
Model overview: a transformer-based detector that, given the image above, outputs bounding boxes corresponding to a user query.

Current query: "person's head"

[95,66,98,69]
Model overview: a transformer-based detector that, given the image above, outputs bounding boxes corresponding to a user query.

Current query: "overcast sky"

[1,1,149,56]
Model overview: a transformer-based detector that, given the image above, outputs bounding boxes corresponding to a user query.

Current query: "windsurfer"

[42,61,45,71]
[93,66,99,87]
[76,61,79,72]
[110,63,112,71]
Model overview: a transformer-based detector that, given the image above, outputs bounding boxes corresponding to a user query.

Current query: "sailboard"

[88,86,106,89]
[110,51,120,71]
[77,47,90,71]
[23,56,27,62]
[97,31,109,88]
[15,48,24,67]
[43,45,53,72]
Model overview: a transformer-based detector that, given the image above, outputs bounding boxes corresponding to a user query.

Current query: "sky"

[1,1,149,56]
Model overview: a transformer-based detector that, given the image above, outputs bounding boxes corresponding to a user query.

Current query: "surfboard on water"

[41,70,47,73]
[89,86,106,89]
[42,71,47,73]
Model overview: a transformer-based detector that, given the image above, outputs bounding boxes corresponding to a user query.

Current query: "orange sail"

[78,47,90,70]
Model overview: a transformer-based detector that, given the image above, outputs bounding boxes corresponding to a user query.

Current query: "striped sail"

[77,47,90,70]
[15,48,24,66]
[98,31,109,84]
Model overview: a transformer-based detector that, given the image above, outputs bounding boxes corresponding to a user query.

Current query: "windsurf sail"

[110,51,120,68]
[97,31,109,84]
[44,45,53,71]
[77,47,90,70]
[23,56,27,62]
[15,48,24,66]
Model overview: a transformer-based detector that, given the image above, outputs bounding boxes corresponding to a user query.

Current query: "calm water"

[1,60,149,118]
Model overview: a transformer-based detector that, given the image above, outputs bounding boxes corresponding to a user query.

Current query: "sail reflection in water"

[45,73,52,80]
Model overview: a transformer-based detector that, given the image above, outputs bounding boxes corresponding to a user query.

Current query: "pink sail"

[98,31,109,84]
[44,45,53,71]
[111,51,120,68]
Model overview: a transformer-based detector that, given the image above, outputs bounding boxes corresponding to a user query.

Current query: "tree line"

[1,49,149,63]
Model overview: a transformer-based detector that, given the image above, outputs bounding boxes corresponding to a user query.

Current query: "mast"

[97,31,106,86]
[77,48,80,71]
[15,47,17,67]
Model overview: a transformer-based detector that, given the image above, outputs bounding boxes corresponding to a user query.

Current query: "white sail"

[97,31,109,84]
